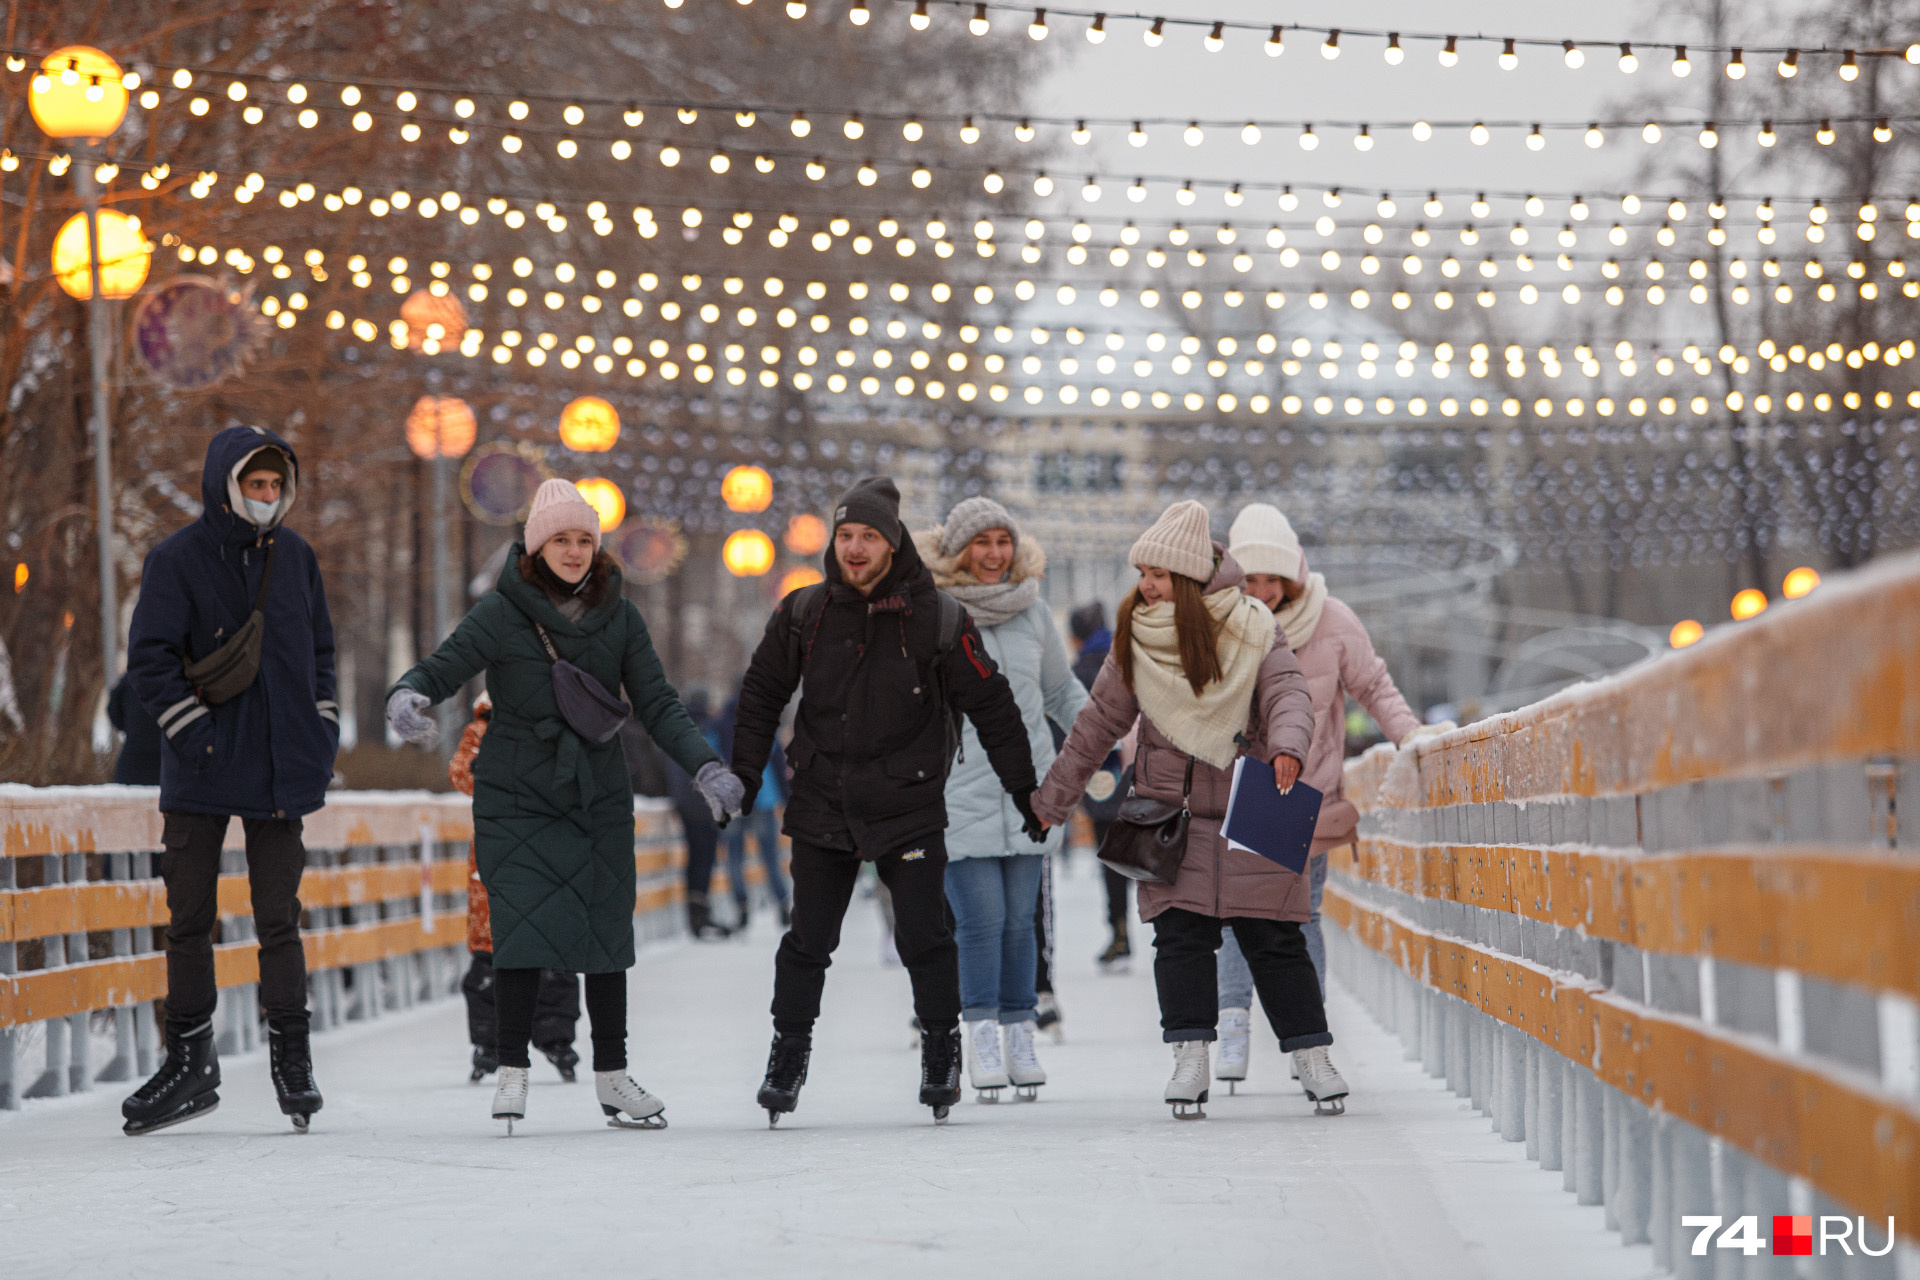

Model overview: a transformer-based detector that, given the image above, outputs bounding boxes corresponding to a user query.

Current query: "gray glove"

[695,760,746,825]
[386,688,438,748]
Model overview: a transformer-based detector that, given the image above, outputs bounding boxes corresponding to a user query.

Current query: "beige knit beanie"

[1128,500,1215,583]
[524,478,605,553]
[1228,503,1304,579]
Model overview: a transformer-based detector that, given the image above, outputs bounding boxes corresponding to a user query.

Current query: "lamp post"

[32,47,135,692]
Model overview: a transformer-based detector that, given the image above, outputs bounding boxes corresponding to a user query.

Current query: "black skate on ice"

[469,1045,499,1083]
[757,1032,811,1127]
[121,1026,220,1136]
[919,1027,962,1124]
[269,1021,323,1132]
[539,1042,580,1083]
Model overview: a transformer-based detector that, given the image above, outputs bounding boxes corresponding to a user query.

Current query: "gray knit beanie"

[938,496,1019,559]
[1128,500,1216,583]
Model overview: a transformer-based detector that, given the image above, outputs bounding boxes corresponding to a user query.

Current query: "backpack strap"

[928,590,971,772]
[783,582,830,674]
[934,591,967,658]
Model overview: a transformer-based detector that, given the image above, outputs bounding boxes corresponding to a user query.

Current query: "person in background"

[449,692,584,1085]
[917,497,1085,1101]
[719,691,793,930]
[387,478,741,1132]
[667,689,733,939]
[729,476,1039,1126]
[121,426,337,1136]
[1212,503,1449,1093]
[1069,603,1131,970]
[1031,501,1346,1119]
[107,674,163,786]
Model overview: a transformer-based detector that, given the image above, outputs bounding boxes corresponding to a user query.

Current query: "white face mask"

[243,497,280,527]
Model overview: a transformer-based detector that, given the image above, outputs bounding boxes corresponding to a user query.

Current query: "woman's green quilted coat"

[391,548,718,972]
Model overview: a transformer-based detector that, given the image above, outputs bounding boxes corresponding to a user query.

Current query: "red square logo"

[1773,1216,1813,1256]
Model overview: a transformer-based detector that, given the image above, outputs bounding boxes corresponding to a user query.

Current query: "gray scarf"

[945,576,1040,628]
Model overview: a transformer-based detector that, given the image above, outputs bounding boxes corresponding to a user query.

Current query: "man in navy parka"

[120,425,337,1134]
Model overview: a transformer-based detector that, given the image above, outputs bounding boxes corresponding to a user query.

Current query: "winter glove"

[386,688,438,748]
[1399,720,1457,746]
[1011,787,1048,844]
[730,765,763,814]
[695,760,746,826]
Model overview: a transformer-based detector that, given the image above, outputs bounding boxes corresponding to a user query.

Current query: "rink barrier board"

[1340,837,1920,1001]
[1324,886,1919,1229]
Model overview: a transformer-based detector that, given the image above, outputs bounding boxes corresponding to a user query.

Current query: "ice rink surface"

[1,860,1657,1280]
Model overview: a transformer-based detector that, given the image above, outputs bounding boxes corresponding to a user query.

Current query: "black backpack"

[785,583,971,775]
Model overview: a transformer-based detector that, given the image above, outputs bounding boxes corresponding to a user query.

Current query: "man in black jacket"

[730,476,1040,1124]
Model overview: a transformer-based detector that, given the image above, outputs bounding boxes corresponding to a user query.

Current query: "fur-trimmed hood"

[913,527,1048,590]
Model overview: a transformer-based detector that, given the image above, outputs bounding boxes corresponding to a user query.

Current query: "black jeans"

[160,811,308,1038]
[496,967,623,1071]
[681,807,720,905]
[772,834,958,1037]
[462,953,580,1051]
[1151,907,1332,1050]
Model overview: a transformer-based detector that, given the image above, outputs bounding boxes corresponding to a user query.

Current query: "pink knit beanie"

[524,478,604,553]
[1128,500,1215,583]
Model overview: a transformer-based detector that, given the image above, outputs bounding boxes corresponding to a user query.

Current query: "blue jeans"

[944,854,1044,1023]
[724,807,789,911]
[1218,850,1327,1007]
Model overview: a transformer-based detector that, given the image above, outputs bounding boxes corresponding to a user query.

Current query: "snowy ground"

[0,858,1656,1280]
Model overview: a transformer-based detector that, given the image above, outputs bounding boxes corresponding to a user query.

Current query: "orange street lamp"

[558,395,620,451]
[52,209,149,299]
[34,45,136,691]
[405,397,478,705]
[784,512,828,555]
[1668,619,1704,649]
[722,529,777,577]
[1781,566,1821,599]
[721,464,774,513]
[574,477,627,533]
[1730,589,1768,621]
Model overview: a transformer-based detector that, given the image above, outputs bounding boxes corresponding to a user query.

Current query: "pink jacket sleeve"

[1032,652,1139,826]
[1330,601,1421,745]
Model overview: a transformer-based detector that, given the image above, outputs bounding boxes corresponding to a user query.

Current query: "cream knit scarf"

[1127,587,1277,768]
[1273,572,1328,650]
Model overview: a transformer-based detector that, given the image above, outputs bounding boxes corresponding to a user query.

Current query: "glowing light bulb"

[969,4,989,36]
[1354,126,1373,151]
[1385,33,1403,64]
[1241,122,1260,145]
[1618,42,1638,73]
[1264,25,1283,56]
[1672,45,1691,76]
[1085,13,1105,42]
[1470,122,1490,146]
[1698,124,1718,149]
[1184,122,1203,146]
[1726,48,1745,78]
[1204,21,1223,52]
[1298,125,1317,151]
[1643,121,1662,144]
[1563,40,1584,68]
[1029,10,1049,40]
[848,0,869,25]
[1143,17,1163,47]
[1127,121,1146,147]
[1071,120,1090,144]
[910,0,929,28]
[1585,124,1604,148]
[1758,121,1776,147]
[1839,49,1858,80]
[1439,35,1458,67]
[1499,38,1517,70]
[1778,49,1798,78]
[1321,29,1340,59]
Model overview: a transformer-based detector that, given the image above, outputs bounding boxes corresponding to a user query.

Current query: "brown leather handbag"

[1095,754,1194,885]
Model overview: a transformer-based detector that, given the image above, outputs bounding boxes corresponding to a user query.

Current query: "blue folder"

[1221,757,1324,874]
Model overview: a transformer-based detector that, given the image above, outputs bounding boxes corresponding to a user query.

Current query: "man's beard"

[838,551,891,591]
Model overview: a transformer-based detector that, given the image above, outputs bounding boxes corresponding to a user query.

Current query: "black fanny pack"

[183,540,276,706]
[533,621,631,743]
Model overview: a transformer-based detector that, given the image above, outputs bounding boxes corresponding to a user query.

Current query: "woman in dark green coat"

[387,479,742,1131]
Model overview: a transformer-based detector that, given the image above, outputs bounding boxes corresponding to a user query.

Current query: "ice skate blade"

[1014,1085,1041,1101]
[1311,1096,1347,1116]
[502,1117,516,1136]
[1170,1101,1206,1120]
[607,1114,668,1129]
[1227,1081,1237,1096]
[122,1094,219,1136]
[975,1086,1004,1103]
[767,1110,783,1128]
[932,1105,951,1124]
[290,1114,310,1133]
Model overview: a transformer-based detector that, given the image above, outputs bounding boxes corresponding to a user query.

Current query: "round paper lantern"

[722,529,777,577]
[29,47,128,142]
[558,395,620,452]
[784,512,828,555]
[404,395,476,459]
[1781,566,1821,599]
[778,567,825,596]
[1730,589,1768,621]
[573,477,626,533]
[52,209,150,300]
[400,289,468,353]
[721,464,774,513]
[1667,620,1704,649]
[462,443,552,525]
[613,517,689,584]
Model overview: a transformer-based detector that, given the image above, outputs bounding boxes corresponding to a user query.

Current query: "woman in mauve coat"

[1031,500,1349,1118]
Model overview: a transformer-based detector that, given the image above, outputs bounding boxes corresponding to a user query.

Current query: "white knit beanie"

[938,495,1018,559]
[524,478,604,553]
[1228,503,1303,580]
[1128,500,1216,583]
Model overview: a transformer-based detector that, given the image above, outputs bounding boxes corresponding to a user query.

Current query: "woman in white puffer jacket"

[917,497,1086,1101]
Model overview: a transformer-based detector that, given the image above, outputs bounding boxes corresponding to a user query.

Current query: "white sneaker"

[492,1065,529,1134]
[1215,1007,1250,1088]
[1002,1021,1046,1098]
[1292,1045,1349,1115]
[1164,1041,1209,1118]
[965,1018,1010,1096]
[595,1069,667,1128]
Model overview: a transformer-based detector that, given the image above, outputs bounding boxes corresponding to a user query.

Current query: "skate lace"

[1297,1045,1334,1076]
[969,1020,1005,1071]
[1171,1041,1208,1084]
[606,1073,655,1105]
[1004,1024,1041,1071]
[271,1038,313,1093]
[922,1030,960,1085]
[767,1037,810,1089]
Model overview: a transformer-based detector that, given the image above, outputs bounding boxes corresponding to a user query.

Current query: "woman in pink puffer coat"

[1031,501,1348,1118]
